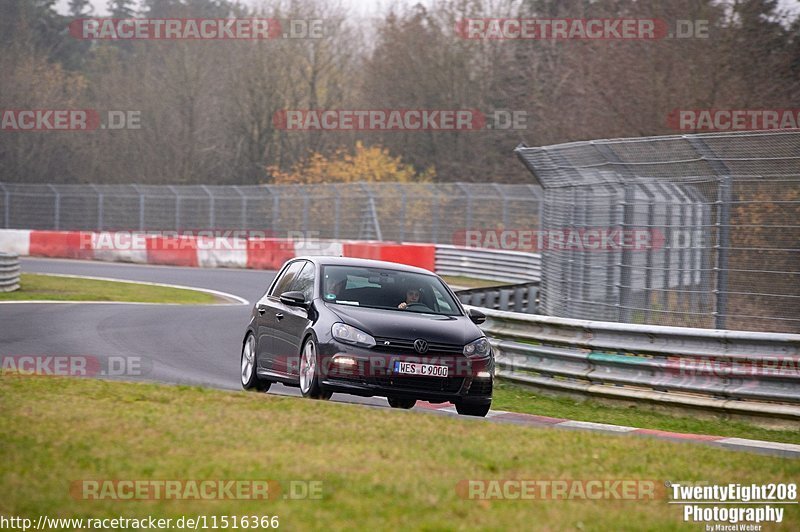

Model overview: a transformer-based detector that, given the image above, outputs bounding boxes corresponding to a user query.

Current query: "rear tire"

[387,397,416,409]
[299,337,332,400]
[455,401,491,417]
[241,334,271,392]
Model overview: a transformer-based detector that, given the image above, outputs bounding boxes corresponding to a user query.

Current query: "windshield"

[320,265,462,316]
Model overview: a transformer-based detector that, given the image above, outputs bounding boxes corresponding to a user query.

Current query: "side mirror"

[280,291,308,308]
[468,308,486,325]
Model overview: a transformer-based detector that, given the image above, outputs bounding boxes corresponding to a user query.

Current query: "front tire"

[299,337,332,400]
[387,397,416,409]
[241,334,271,392]
[455,401,491,417]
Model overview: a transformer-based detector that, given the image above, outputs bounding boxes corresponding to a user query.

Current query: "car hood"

[324,303,481,345]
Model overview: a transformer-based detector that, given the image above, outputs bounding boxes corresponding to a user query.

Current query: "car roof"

[294,255,436,276]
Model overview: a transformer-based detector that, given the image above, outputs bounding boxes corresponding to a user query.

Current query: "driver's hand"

[398,302,407,309]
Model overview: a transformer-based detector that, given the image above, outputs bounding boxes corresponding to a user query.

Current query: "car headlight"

[464,337,490,357]
[332,323,376,348]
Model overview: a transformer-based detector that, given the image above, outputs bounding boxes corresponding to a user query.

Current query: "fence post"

[131,184,145,231]
[0,183,8,228]
[201,185,215,230]
[332,186,340,240]
[398,184,406,242]
[456,183,473,234]
[269,186,280,235]
[492,183,509,228]
[167,186,181,230]
[47,184,61,230]
[232,185,247,229]
[428,184,441,244]
[593,143,636,323]
[686,136,732,330]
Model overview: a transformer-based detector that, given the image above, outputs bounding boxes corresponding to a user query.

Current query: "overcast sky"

[55,0,800,19]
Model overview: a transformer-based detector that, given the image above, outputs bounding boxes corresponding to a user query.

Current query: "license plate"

[394,361,449,378]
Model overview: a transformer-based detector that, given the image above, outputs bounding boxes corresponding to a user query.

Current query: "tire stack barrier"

[0,252,20,292]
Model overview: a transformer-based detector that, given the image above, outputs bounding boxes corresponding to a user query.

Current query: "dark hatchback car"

[241,256,494,416]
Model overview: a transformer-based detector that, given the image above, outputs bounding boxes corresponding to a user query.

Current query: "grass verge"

[493,381,800,445]
[442,275,509,289]
[1,376,798,530]
[0,273,219,304]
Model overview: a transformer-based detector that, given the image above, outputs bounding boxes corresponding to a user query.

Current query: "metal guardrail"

[456,283,539,314]
[435,245,541,283]
[474,307,800,419]
[0,252,20,292]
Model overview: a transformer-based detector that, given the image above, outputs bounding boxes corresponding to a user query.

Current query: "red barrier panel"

[247,238,296,270]
[29,231,94,259]
[342,242,382,261]
[379,244,436,271]
[145,236,198,267]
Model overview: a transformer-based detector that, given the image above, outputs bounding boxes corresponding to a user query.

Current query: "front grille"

[374,337,463,354]
[373,375,464,393]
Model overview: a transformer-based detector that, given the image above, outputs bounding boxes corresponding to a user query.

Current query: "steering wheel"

[405,302,433,311]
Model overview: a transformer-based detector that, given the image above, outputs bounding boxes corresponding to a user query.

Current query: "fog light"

[476,371,491,378]
[334,356,358,367]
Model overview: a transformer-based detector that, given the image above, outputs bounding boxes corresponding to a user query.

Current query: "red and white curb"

[0,229,437,272]
[416,402,800,458]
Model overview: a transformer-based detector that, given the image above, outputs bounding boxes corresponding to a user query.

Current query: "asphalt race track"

[4,258,799,458]
[1,258,390,406]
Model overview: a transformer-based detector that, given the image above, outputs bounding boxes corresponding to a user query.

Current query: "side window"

[270,261,305,297]
[290,261,315,301]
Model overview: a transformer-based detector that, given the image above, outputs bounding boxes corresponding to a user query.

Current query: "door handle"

[258,305,267,315]
[275,313,284,320]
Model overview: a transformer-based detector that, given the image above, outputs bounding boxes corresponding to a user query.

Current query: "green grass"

[0,273,219,304]
[493,381,800,445]
[1,377,798,530]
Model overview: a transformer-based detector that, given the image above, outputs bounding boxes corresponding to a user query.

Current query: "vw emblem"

[413,339,429,354]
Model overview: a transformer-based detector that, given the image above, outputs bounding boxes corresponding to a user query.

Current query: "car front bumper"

[317,340,493,404]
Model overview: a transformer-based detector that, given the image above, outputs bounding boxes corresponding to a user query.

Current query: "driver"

[398,288,421,309]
